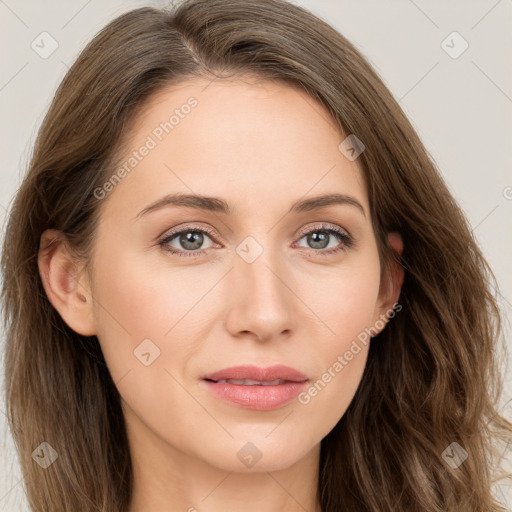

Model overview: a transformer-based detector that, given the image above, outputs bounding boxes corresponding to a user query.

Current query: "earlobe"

[38,229,96,336]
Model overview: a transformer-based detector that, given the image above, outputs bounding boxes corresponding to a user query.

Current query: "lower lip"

[202,380,308,410]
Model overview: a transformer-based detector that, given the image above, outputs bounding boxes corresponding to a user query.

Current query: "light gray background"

[1,0,511,510]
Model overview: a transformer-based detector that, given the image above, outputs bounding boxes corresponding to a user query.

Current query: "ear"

[373,232,404,329]
[38,229,97,336]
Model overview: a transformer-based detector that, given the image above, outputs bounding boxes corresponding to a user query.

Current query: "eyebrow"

[135,192,366,219]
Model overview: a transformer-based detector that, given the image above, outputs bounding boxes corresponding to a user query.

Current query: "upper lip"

[202,364,309,383]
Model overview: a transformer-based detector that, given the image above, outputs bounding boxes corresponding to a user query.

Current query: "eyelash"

[158,223,354,258]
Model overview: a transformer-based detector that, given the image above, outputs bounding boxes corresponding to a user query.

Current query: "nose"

[224,245,297,343]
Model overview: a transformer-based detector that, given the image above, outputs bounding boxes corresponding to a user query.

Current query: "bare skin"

[38,76,403,512]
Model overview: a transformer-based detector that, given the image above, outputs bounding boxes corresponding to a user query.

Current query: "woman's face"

[50,76,402,473]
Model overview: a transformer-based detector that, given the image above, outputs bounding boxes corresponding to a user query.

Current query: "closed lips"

[208,379,288,385]
[201,365,310,410]
[201,364,309,384]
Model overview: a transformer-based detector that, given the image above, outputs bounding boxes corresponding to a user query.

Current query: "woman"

[2,0,511,510]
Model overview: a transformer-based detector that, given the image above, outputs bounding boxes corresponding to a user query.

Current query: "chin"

[198,434,316,473]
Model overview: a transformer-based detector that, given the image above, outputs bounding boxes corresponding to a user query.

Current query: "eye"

[158,226,217,257]
[294,223,354,256]
[158,223,354,258]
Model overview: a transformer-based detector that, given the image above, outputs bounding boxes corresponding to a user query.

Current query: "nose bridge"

[225,234,296,340]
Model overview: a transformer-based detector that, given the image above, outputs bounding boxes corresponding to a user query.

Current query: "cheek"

[91,248,207,343]
[88,249,171,380]
[89,250,208,432]
[89,246,220,402]
[297,254,381,428]
[306,248,382,348]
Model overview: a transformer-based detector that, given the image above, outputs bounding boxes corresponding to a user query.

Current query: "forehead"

[103,76,368,219]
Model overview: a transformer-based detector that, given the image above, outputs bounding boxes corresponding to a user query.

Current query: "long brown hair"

[2,1,511,510]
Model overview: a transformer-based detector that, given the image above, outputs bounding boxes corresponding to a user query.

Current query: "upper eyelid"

[160,222,350,244]
[159,223,216,240]
[297,222,350,238]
